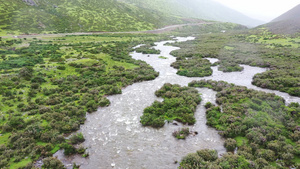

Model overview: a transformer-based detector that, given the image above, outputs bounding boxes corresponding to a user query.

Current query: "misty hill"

[0,0,183,34]
[264,4,300,34]
[121,0,264,27]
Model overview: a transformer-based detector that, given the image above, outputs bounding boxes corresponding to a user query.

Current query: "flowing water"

[56,37,300,169]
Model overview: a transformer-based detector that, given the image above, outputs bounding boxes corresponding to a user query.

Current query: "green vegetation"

[171,57,212,77]
[170,25,300,96]
[42,157,65,169]
[0,33,167,168]
[218,61,244,72]
[135,43,160,54]
[183,79,300,168]
[0,0,184,35]
[158,56,168,59]
[172,128,190,139]
[140,83,201,128]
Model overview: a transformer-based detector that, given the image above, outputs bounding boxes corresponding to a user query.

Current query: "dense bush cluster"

[180,150,252,169]
[171,57,212,77]
[217,61,244,72]
[252,69,300,96]
[42,157,65,169]
[135,43,161,54]
[141,83,201,127]
[185,80,300,168]
[140,83,201,128]
[172,128,190,139]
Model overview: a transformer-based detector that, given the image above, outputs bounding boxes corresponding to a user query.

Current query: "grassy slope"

[0,0,183,35]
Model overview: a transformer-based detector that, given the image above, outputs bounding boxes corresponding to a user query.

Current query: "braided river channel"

[56,37,300,169]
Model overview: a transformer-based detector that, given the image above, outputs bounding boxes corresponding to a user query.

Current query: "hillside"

[121,0,264,27]
[0,0,183,35]
[0,0,265,35]
[272,4,300,22]
[264,4,300,34]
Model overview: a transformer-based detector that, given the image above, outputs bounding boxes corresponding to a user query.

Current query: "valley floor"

[0,23,299,168]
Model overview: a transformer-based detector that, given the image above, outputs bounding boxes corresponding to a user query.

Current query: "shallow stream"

[56,37,300,169]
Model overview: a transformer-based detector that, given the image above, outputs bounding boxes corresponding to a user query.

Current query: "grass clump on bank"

[140,83,201,128]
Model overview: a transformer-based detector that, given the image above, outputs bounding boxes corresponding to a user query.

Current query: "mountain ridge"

[271,4,300,22]
[262,3,300,34]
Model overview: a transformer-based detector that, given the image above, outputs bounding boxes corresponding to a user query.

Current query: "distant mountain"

[121,0,265,27]
[264,4,300,34]
[0,0,183,34]
[272,4,300,22]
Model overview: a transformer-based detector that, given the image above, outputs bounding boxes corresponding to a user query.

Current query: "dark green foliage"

[204,102,213,109]
[140,83,201,128]
[62,143,76,156]
[171,57,212,77]
[252,69,300,96]
[69,133,85,144]
[0,56,44,69]
[187,80,300,167]
[179,150,251,169]
[76,146,86,154]
[180,153,205,168]
[42,157,65,169]
[98,97,110,107]
[172,128,190,139]
[19,67,34,80]
[224,138,237,151]
[135,44,161,54]
[218,61,244,72]
[7,116,25,129]
[57,65,66,70]
[196,149,218,162]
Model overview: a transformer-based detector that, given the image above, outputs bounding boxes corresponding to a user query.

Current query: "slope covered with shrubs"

[0,0,182,34]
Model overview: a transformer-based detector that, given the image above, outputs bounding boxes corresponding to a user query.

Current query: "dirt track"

[1,22,212,39]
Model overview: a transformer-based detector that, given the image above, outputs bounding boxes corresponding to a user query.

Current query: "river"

[55,37,300,169]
